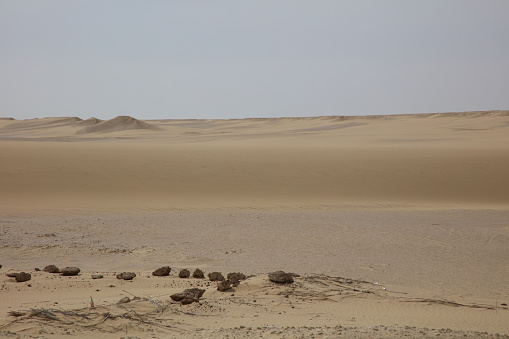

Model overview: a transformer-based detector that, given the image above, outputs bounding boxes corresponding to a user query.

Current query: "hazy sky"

[1,1,508,120]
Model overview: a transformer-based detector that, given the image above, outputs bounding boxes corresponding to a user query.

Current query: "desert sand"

[0,111,508,338]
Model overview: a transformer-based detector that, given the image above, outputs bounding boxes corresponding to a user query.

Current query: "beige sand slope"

[0,111,508,337]
[0,111,508,212]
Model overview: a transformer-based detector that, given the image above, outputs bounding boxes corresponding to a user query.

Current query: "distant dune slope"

[76,116,160,134]
[0,111,508,212]
[1,117,82,131]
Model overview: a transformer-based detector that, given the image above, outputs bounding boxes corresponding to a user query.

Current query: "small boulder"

[227,272,246,286]
[43,265,60,273]
[15,272,31,282]
[268,271,294,284]
[192,268,205,279]
[116,272,136,280]
[61,267,80,276]
[91,274,104,279]
[179,269,190,278]
[170,288,205,304]
[6,272,18,278]
[217,279,232,292]
[152,266,171,276]
[208,272,224,281]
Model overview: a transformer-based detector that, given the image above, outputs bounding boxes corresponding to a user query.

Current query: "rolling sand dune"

[1,111,508,211]
[76,115,160,134]
[1,111,508,337]
[2,117,83,131]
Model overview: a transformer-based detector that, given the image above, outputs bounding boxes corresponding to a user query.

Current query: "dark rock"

[227,272,247,286]
[117,296,131,304]
[208,272,224,281]
[6,272,18,278]
[192,268,205,279]
[43,265,60,273]
[170,288,206,304]
[268,271,294,284]
[217,279,233,292]
[34,268,41,271]
[180,298,195,305]
[0,264,2,269]
[61,267,81,276]
[152,266,171,276]
[116,272,136,280]
[179,269,190,278]
[91,274,103,279]
[15,272,31,282]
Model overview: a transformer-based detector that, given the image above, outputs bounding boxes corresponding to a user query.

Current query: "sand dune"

[1,117,82,131]
[1,111,508,337]
[76,115,160,134]
[0,111,508,212]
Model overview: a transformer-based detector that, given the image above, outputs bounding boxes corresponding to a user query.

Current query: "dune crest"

[76,117,103,126]
[76,116,160,134]
[1,117,82,131]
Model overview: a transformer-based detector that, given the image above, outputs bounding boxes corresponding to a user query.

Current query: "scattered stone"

[43,265,60,273]
[0,264,2,269]
[192,268,205,279]
[208,272,224,281]
[117,296,131,304]
[6,272,18,278]
[15,272,31,282]
[152,266,171,276]
[116,272,136,280]
[34,268,41,271]
[217,279,233,292]
[170,288,206,305]
[268,271,294,284]
[179,269,190,278]
[227,272,247,286]
[61,267,81,276]
[91,274,104,279]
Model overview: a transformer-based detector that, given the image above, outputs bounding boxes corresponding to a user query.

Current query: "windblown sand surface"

[1,111,508,338]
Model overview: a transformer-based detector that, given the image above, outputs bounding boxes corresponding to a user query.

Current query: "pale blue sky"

[1,1,508,120]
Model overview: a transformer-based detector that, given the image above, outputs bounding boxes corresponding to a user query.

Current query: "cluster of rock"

[4,263,297,299]
[170,288,206,305]
[41,264,81,276]
[5,265,84,282]
[167,270,295,304]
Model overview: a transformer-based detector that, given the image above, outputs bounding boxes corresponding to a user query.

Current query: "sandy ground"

[0,111,508,338]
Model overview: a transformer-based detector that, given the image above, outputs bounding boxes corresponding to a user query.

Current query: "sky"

[1,1,509,120]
